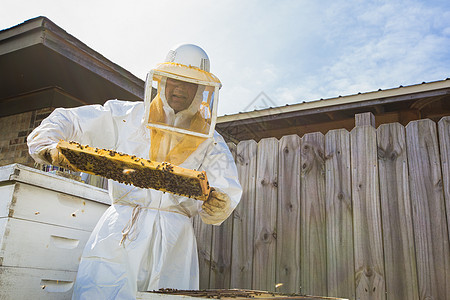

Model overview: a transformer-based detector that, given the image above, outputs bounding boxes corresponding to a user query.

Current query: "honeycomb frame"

[56,140,211,201]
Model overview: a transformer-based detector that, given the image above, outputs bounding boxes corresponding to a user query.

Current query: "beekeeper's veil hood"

[143,44,222,165]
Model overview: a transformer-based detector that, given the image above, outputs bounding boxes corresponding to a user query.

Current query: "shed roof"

[216,79,450,142]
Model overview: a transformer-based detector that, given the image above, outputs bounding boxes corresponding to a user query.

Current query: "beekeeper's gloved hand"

[202,188,231,216]
[39,147,76,171]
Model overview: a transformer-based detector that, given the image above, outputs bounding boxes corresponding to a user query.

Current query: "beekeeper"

[27,44,242,299]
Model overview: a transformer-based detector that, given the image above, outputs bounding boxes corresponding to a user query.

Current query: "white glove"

[202,188,231,216]
[39,147,76,171]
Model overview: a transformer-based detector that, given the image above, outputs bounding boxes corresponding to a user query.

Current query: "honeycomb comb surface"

[56,140,211,201]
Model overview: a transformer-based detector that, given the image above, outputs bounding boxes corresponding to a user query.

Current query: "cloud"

[259,0,450,109]
[2,0,450,116]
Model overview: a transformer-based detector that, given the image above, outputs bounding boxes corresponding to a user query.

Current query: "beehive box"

[0,164,110,299]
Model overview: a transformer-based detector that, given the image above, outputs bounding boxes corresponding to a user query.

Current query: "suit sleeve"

[197,133,242,225]
[27,102,118,165]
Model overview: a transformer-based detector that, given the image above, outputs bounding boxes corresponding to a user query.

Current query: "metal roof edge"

[0,16,46,41]
[217,79,450,123]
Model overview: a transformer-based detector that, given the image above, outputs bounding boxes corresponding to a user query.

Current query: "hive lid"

[138,289,349,299]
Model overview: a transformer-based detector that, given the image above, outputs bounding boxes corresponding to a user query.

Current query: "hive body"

[57,140,211,201]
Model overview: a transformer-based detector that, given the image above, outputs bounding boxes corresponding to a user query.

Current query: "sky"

[1,0,450,116]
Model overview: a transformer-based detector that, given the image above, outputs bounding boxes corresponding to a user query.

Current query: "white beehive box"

[0,164,110,299]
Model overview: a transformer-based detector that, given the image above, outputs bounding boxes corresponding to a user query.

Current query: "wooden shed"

[216,79,450,142]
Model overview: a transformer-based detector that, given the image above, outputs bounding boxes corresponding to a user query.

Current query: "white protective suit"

[27,97,242,299]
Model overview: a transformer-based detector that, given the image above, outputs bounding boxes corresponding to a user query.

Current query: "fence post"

[355,112,375,127]
[351,112,386,300]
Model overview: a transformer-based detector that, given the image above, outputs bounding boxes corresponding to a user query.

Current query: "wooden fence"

[193,113,450,300]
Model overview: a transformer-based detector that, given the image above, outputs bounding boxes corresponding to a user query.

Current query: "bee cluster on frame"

[58,141,211,200]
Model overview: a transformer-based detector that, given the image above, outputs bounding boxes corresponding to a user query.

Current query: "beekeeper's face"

[165,78,198,113]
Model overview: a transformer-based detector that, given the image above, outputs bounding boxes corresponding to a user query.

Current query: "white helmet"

[143,44,221,143]
[165,44,211,72]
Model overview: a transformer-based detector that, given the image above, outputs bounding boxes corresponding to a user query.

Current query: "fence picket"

[325,129,354,300]
[253,137,279,291]
[231,140,257,289]
[377,123,418,300]
[193,214,212,289]
[209,143,237,287]
[277,134,301,293]
[406,119,450,299]
[351,123,386,300]
[300,132,327,296]
[438,116,450,243]
[210,217,233,288]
